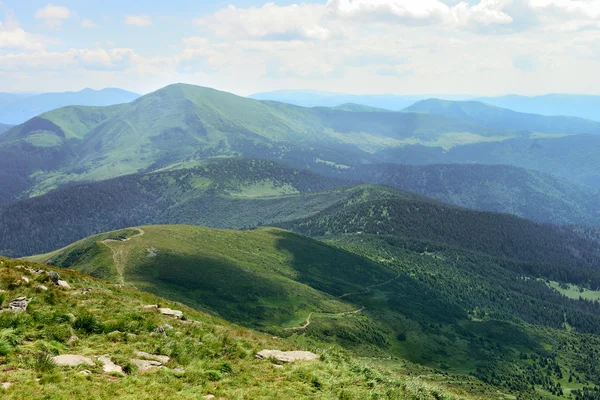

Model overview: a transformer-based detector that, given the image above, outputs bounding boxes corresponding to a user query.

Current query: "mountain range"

[0,88,139,125]
[0,123,12,134]
[252,90,600,121]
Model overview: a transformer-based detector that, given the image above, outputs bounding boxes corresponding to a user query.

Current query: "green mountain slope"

[0,256,483,399]
[404,99,600,135]
[0,83,513,206]
[0,158,358,257]
[336,163,600,226]
[29,225,600,398]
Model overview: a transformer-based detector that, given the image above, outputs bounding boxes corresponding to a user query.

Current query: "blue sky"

[1,0,600,96]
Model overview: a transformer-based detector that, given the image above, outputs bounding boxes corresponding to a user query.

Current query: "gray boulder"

[8,297,31,312]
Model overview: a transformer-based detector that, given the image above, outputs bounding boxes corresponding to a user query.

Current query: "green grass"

[0,256,499,399]
[544,280,600,301]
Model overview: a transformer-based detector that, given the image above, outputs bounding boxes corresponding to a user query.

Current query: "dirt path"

[284,272,401,331]
[100,228,145,284]
[339,273,401,299]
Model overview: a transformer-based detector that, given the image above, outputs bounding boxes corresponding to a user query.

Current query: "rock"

[163,324,173,330]
[256,350,319,363]
[203,395,215,399]
[21,276,29,284]
[14,265,24,270]
[273,364,284,369]
[143,304,158,309]
[8,297,31,312]
[1,382,12,390]
[46,271,60,284]
[0,289,6,293]
[172,367,185,375]
[134,351,170,364]
[158,308,183,318]
[52,354,95,367]
[126,333,137,339]
[57,280,71,289]
[98,355,124,375]
[79,370,92,376]
[67,335,80,345]
[130,359,162,372]
[37,285,48,291]
[154,326,166,335]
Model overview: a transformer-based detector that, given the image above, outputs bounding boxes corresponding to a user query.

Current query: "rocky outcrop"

[158,308,183,318]
[256,350,319,363]
[98,355,124,374]
[52,354,95,367]
[7,297,31,312]
[131,359,162,372]
[134,351,170,364]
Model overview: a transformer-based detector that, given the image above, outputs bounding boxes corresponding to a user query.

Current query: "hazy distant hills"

[0,88,139,125]
[252,90,600,122]
[404,98,600,135]
[0,122,12,134]
[477,94,600,121]
[250,89,468,110]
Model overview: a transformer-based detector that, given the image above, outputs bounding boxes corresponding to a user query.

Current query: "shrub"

[73,313,104,334]
[206,370,223,381]
[30,352,56,373]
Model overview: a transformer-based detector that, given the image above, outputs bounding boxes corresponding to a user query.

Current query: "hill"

[0,123,12,135]
[404,98,600,135]
[375,134,600,188]
[249,90,469,110]
[335,163,600,226]
[476,94,600,121]
[0,158,358,257]
[0,83,511,206]
[0,88,139,125]
[0,256,483,399]
[30,225,600,398]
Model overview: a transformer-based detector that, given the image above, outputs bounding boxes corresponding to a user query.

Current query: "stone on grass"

[131,359,162,372]
[52,354,95,367]
[256,350,319,363]
[143,304,158,309]
[57,280,71,289]
[158,308,183,318]
[98,355,124,375]
[21,276,29,284]
[134,351,170,364]
[2,382,12,390]
[47,271,60,284]
[203,395,215,399]
[8,297,31,312]
[38,285,48,291]
[79,370,92,376]
[154,326,166,336]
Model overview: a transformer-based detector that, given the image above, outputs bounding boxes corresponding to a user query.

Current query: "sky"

[1,0,600,96]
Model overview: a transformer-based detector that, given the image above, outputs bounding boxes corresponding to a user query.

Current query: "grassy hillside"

[336,163,600,226]
[405,99,600,135]
[29,225,600,398]
[0,256,490,399]
[0,83,514,206]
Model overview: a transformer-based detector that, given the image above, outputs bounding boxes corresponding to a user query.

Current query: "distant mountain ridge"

[0,87,139,124]
[404,98,600,135]
[0,122,12,134]
[476,94,600,121]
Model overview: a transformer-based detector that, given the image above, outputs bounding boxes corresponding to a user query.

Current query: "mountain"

[0,257,476,399]
[337,163,600,226]
[30,224,600,398]
[404,98,600,135]
[0,123,12,134]
[476,94,600,122]
[0,88,139,125]
[249,90,470,110]
[0,83,512,206]
[0,158,358,257]
[4,158,600,258]
[375,134,600,188]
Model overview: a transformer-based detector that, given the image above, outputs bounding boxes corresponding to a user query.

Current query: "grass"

[544,280,600,301]
[0,256,496,399]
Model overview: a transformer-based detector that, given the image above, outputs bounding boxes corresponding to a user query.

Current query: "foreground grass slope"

[30,225,600,398]
[0,256,489,399]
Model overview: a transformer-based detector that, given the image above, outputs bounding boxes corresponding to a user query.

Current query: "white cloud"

[0,15,46,50]
[80,18,99,29]
[34,3,71,29]
[125,15,152,27]
[195,3,335,40]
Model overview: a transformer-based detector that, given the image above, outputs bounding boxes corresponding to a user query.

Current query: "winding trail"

[100,228,145,284]
[285,272,401,331]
